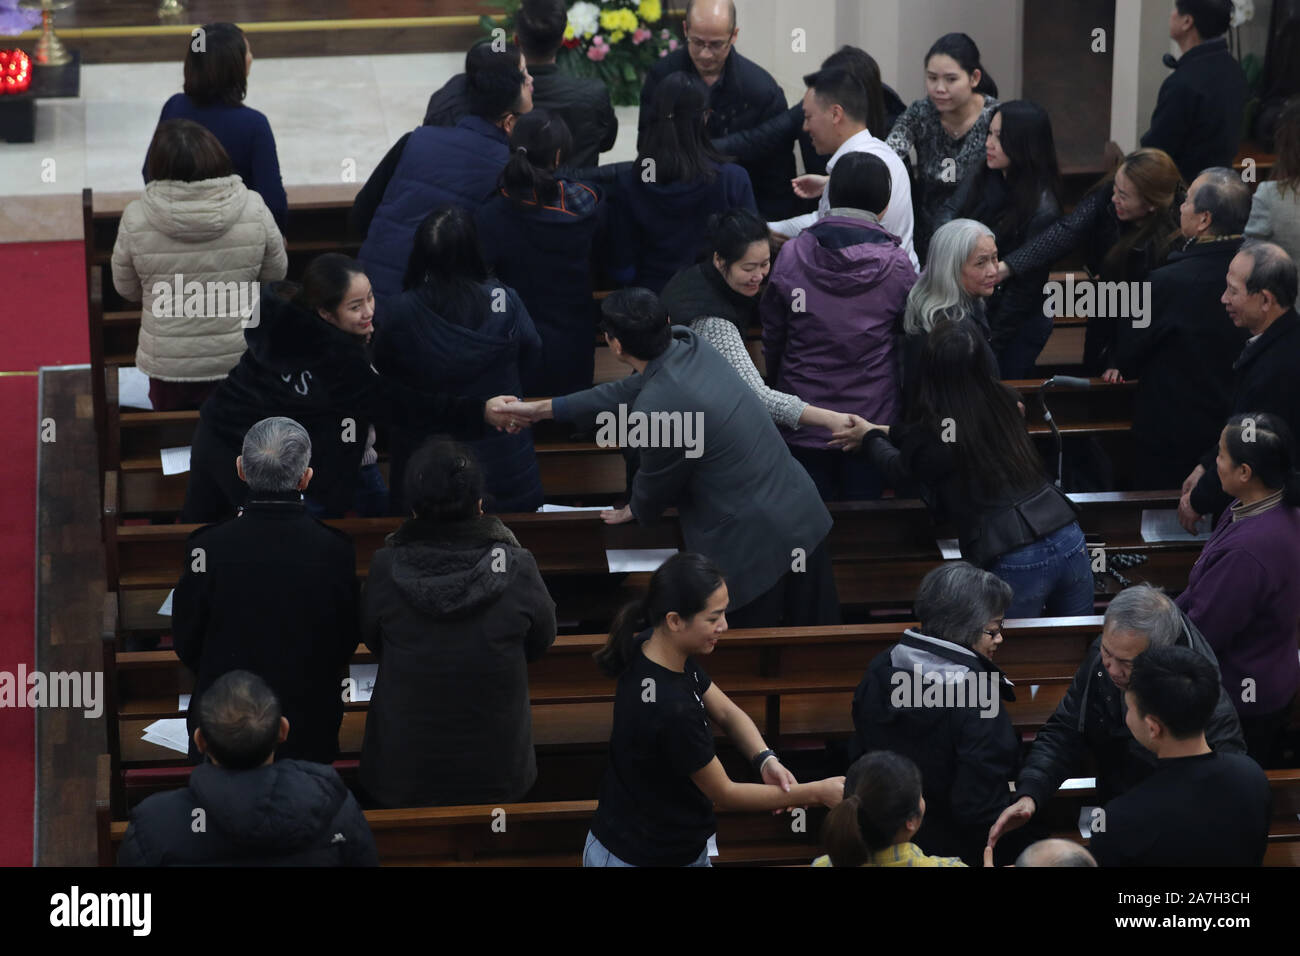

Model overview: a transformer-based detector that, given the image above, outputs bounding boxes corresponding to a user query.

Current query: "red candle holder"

[0,50,32,96]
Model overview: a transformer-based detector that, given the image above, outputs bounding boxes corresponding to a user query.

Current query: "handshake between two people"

[811,408,888,453]
[482,396,554,434]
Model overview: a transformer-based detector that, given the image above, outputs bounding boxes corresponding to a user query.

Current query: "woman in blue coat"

[476,110,605,397]
[374,205,544,515]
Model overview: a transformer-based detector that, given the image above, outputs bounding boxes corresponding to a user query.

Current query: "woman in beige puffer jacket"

[112,119,288,410]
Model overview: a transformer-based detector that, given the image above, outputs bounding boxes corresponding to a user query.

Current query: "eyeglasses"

[686,35,733,54]
[982,624,1003,639]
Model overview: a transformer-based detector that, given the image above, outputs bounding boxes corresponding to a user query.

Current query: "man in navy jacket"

[1141,0,1248,183]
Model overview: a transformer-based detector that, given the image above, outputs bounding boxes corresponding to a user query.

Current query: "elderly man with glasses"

[637,0,800,219]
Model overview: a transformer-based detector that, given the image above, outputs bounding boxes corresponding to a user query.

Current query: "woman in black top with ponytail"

[476,110,605,397]
[814,751,965,867]
[584,552,844,867]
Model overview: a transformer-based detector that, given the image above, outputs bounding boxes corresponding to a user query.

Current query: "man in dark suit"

[509,289,840,627]
[424,0,617,167]
[638,0,798,219]
[173,416,361,764]
[1179,241,1300,528]
[1106,167,1252,488]
[1141,0,1248,183]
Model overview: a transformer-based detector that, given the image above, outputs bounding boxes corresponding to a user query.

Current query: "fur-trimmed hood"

[385,515,523,617]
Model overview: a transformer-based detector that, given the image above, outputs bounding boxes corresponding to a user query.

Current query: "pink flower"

[659,49,668,57]
[587,37,609,61]
[633,27,651,44]
[667,37,679,51]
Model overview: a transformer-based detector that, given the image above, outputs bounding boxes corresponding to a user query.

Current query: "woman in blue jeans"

[583,553,845,867]
[833,319,1093,618]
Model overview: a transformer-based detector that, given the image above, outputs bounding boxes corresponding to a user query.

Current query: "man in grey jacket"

[987,584,1246,851]
[509,288,838,626]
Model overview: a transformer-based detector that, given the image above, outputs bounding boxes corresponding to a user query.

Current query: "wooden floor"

[35,368,106,866]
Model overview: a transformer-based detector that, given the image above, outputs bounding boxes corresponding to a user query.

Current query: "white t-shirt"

[769,127,919,273]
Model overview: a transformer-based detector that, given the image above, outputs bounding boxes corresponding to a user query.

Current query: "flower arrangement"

[482,0,680,106]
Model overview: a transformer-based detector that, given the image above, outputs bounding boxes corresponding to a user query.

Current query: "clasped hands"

[483,396,552,434]
[825,413,886,453]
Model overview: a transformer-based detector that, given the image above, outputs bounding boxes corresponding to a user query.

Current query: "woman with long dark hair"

[182,253,520,522]
[937,100,1064,377]
[144,22,287,229]
[476,110,605,397]
[832,320,1093,618]
[374,206,543,515]
[886,33,1001,261]
[584,552,844,867]
[813,751,966,867]
[1245,96,1300,266]
[610,73,757,293]
[996,147,1185,372]
[1176,412,1300,767]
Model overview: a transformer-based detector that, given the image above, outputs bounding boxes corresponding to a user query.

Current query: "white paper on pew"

[117,366,153,410]
[538,504,609,512]
[1030,684,1040,699]
[157,589,174,616]
[1140,509,1211,543]
[160,446,192,476]
[142,718,190,754]
[707,833,719,858]
[1078,806,1099,840]
[937,539,962,559]
[178,694,191,712]
[348,663,378,703]
[606,549,678,573]
[1060,777,1097,790]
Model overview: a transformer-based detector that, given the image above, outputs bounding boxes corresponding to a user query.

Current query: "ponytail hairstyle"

[925,33,998,99]
[289,253,367,321]
[821,751,924,867]
[1222,412,1300,506]
[638,73,729,186]
[500,109,573,206]
[595,552,725,677]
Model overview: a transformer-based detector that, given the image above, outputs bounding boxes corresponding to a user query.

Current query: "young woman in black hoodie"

[182,253,520,522]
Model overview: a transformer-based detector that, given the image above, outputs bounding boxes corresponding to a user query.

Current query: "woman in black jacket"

[995,147,1184,373]
[359,440,556,808]
[182,253,519,522]
[374,206,544,515]
[937,100,1064,378]
[475,110,605,398]
[833,320,1094,618]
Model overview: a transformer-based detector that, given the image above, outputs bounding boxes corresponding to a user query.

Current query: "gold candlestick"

[19,0,73,67]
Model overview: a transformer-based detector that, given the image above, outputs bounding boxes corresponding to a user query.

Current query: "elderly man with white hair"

[987,584,1245,851]
[173,416,361,766]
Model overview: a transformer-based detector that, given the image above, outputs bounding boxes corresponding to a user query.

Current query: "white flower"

[1231,0,1254,27]
[567,1,601,37]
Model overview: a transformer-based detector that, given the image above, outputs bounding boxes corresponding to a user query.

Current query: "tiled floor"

[1,52,641,240]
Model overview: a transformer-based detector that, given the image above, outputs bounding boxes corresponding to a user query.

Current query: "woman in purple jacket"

[759,152,917,500]
[1176,412,1300,767]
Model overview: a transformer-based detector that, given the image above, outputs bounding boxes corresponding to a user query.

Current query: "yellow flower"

[564,23,575,40]
[599,9,619,30]
[611,30,626,43]
[638,0,662,23]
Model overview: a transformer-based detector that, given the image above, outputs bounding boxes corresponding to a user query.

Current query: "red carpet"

[0,240,88,866]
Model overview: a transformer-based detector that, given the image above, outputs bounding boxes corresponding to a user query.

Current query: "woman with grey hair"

[899,218,1000,399]
[851,561,1030,866]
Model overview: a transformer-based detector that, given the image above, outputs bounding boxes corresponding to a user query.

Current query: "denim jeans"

[582,830,711,867]
[987,521,1094,618]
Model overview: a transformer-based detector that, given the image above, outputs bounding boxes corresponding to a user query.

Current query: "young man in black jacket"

[424,0,617,167]
[987,584,1246,852]
[118,670,378,866]
[174,416,360,765]
[638,0,797,219]
[1179,241,1300,529]
[1140,0,1248,183]
[1106,167,1252,488]
[1089,646,1270,866]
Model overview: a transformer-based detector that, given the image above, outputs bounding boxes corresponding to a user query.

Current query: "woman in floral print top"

[886,33,1001,263]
